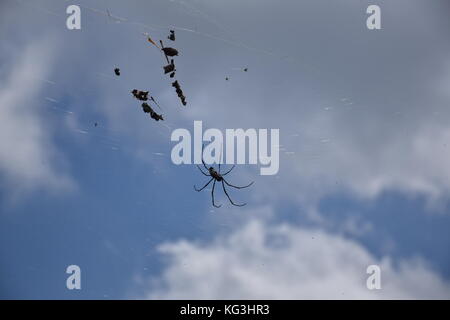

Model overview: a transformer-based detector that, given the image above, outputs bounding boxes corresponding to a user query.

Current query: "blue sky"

[1,0,450,299]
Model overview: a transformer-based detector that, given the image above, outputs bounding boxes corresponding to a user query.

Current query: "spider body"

[194,156,254,208]
[208,167,223,181]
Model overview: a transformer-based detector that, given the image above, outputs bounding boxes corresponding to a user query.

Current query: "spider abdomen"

[209,169,223,181]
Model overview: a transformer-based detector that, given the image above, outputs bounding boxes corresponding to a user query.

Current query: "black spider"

[194,158,254,208]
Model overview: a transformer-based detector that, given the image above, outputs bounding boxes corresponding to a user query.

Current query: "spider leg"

[222,180,246,207]
[201,158,209,171]
[223,179,254,189]
[200,144,209,171]
[219,143,222,173]
[197,165,210,176]
[211,180,222,208]
[221,165,235,176]
[194,178,213,192]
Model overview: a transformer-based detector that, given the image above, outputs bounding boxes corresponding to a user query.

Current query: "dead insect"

[132,89,149,101]
[162,47,178,57]
[114,68,121,76]
[243,68,248,72]
[163,59,176,74]
[194,154,254,208]
[172,81,180,89]
[160,40,178,58]
[168,30,175,41]
[171,81,187,106]
[141,103,164,121]
[225,77,229,81]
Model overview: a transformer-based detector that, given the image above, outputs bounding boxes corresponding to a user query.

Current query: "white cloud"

[287,111,450,202]
[163,0,450,206]
[175,80,450,211]
[144,218,450,299]
[0,39,74,196]
[8,0,446,207]
[3,0,449,207]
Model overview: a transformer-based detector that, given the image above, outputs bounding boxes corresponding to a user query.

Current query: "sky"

[0,0,450,299]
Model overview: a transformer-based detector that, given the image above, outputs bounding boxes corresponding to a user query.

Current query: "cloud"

[8,0,446,205]
[0,38,74,196]
[165,0,450,206]
[2,1,448,206]
[143,218,450,299]
[0,0,448,299]
[287,110,450,202]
